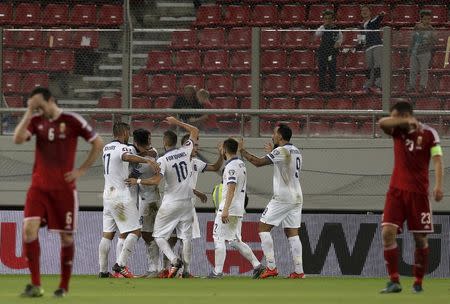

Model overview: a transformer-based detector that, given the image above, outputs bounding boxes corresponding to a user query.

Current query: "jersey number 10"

[172,161,188,183]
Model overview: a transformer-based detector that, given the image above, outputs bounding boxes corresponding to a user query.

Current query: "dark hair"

[30,87,53,102]
[323,9,334,17]
[276,124,292,141]
[420,10,432,18]
[133,128,150,146]
[113,122,130,137]
[223,138,238,154]
[164,130,177,147]
[390,102,413,115]
[181,133,190,146]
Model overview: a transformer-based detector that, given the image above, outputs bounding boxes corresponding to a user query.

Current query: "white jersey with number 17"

[266,144,303,204]
[157,139,195,203]
[102,140,134,198]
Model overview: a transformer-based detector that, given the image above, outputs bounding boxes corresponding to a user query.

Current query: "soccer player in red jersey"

[379,102,443,293]
[13,88,104,297]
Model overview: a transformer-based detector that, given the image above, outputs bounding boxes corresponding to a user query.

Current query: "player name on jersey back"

[103,140,133,198]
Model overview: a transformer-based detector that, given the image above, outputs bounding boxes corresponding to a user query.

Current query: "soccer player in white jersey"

[98,122,159,278]
[126,116,199,278]
[239,124,305,279]
[208,138,263,279]
[130,128,161,278]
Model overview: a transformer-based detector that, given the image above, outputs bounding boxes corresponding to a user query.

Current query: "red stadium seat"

[308,121,330,137]
[70,5,97,26]
[336,5,362,26]
[391,5,419,27]
[91,120,113,134]
[269,97,296,109]
[307,5,334,27]
[0,3,13,25]
[263,74,290,96]
[435,31,450,50]
[3,30,15,47]
[132,74,148,95]
[229,50,251,72]
[203,50,229,72]
[353,97,382,110]
[148,75,176,96]
[279,5,306,27]
[234,74,252,96]
[41,4,69,26]
[292,75,319,96]
[5,96,24,107]
[326,98,353,109]
[207,74,233,95]
[15,30,43,48]
[23,74,49,94]
[239,97,251,109]
[261,30,282,49]
[435,75,450,96]
[344,51,366,72]
[370,5,390,24]
[45,30,71,48]
[131,120,155,130]
[131,97,151,109]
[3,73,22,94]
[72,30,99,48]
[284,30,316,49]
[2,50,19,71]
[217,121,241,134]
[391,51,407,71]
[298,98,325,109]
[98,97,122,108]
[431,51,447,73]
[178,74,205,93]
[223,6,250,26]
[346,75,367,96]
[392,29,413,49]
[47,51,75,72]
[341,31,359,48]
[391,74,406,95]
[198,28,225,49]
[250,5,278,26]
[195,5,222,27]
[146,50,172,72]
[422,5,448,26]
[289,50,315,72]
[19,50,46,71]
[260,120,273,135]
[14,3,41,26]
[153,97,174,109]
[227,27,251,49]
[415,97,442,110]
[171,30,197,49]
[332,122,359,135]
[98,5,123,26]
[174,50,201,72]
[211,97,238,109]
[261,50,287,72]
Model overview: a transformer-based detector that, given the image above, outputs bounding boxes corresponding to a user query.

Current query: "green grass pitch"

[1,275,449,304]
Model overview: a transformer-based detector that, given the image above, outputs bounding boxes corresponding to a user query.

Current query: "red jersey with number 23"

[27,111,97,191]
[389,124,440,194]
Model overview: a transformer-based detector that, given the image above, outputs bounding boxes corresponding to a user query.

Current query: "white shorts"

[192,208,201,239]
[103,193,141,234]
[260,200,302,228]
[139,197,158,233]
[152,199,193,240]
[213,212,242,241]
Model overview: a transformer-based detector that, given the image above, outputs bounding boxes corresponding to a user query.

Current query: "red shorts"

[382,187,433,233]
[24,187,79,233]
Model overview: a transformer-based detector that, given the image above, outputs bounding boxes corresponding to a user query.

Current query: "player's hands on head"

[264,142,273,153]
[164,116,179,125]
[64,168,86,183]
[408,117,421,132]
[125,178,137,186]
[27,98,41,111]
[221,208,230,224]
[433,186,444,202]
[217,142,223,154]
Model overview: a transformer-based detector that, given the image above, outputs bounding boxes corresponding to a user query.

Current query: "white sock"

[288,236,304,274]
[98,237,112,273]
[214,240,226,274]
[118,234,139,267]
[116,237,124,264]
[182,239,192,273]
[259,232,276,270]
[146,240,159,272]
[230,240,261,268]
[155,237,178,264]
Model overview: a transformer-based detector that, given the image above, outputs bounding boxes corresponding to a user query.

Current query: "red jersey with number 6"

[389,124,440,194]
[26,111,97,191]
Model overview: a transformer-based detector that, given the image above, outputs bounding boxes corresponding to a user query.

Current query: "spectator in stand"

[314,10,343,92]
[359,5,385,92]
[407,10,436,94]
[172,85,203,123]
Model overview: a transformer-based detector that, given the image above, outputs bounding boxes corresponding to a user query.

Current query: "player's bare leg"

[140,232,159,278]
[258,222,278,279]
[380,225,402,293]
[412,233,429,293]
[98,232,115,278]
[155,236,183,278]
[113,230,141,278]
[21,218,44,297]
[284,228,305,279]
[54,232,75,297]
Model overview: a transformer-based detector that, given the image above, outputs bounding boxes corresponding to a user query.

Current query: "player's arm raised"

[238,138,272,167]
[205,143,224,172]
[432,152,444,202]
[164,116,199,142]
[221,183,236,223]
[13,99,40,144]
[65,136,104,182]
[378,116,419,135]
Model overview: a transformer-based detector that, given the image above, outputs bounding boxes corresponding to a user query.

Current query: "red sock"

[413,247,429,286]
[384,245,400,283]
[59,244,75,292]
[24,239,41,286]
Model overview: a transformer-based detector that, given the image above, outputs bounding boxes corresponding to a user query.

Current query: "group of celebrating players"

[13,87,443,298]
